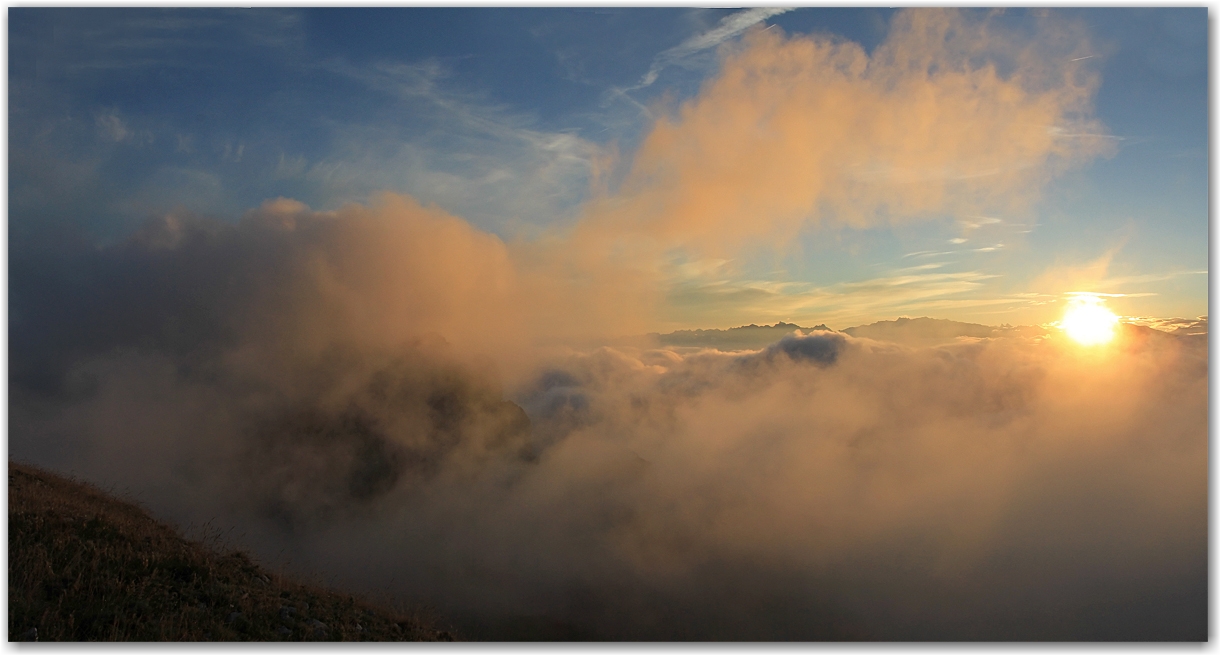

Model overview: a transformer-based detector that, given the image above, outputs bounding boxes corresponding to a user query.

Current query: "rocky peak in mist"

[241,351,534,532]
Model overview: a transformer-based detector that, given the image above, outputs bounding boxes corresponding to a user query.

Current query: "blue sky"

[9,7,1208,330]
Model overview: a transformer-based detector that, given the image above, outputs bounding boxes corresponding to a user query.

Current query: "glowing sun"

[1061,295,1120,346]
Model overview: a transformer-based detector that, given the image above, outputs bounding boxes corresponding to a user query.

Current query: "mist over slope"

[10,203,1207,637]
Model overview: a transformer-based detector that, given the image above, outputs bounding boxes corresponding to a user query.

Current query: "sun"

[1061,295,1120,346]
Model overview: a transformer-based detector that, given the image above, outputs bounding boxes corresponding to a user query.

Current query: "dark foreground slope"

[8,461,455,642]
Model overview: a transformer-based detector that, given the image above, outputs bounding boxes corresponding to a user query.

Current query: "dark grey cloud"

[762,331,844,365]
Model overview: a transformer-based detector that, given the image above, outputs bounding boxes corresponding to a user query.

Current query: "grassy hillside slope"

[8,461,455,642]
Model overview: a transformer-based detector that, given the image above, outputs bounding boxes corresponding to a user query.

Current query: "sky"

[9,7,1208,332]
[6,8,1209,641]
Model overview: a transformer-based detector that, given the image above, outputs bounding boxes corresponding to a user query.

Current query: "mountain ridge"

[651,317,994,350]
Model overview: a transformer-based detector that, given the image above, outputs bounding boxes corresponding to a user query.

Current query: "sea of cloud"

[9,9,1205,640]
[11,195,1206,640]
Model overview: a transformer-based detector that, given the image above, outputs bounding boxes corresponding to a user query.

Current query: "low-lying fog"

[11,199,1206,640]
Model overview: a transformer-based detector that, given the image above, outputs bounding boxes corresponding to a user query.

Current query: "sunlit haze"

[1062,294,1121,345]
[8,8,1207,641]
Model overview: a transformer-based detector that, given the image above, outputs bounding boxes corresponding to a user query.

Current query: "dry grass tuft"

[8,461,456,642]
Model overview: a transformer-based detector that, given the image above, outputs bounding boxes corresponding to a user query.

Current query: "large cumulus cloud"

[573,9,1112,262]
[11,194,538,530]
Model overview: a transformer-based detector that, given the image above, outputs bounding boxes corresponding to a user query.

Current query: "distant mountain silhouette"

[651,322,833,350]
[652,316,1208,351]
[842,317,996,347]
[652,317,1011,350]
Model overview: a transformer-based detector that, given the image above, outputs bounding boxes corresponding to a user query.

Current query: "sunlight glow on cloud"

[1060,293,1120,345]
[579,9,1113,270]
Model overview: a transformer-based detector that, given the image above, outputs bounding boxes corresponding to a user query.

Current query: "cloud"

[1129,315,1208,335]
[289,57,605,231]
[10,199,1204,640]
[14,8,600,238]
[511,8,1119,333]
[96,112,132,142]
[635,8,795,89]
[13,8,304,73]
[8,8,1201,642]
[15,290,1204,638]
[760,330,844,365]
[1090,269,1208,292]
[580,9,1113,261]
[1029,241,1126,298]
[11,194,530,397]
[221,141,245,162]
[506,329,1203,638]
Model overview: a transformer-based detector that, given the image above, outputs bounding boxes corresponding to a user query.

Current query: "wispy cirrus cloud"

[1092,269,1208,289]
[289,57,605,232]
[12,10,606,238]
[633,8,794,89]
[12,8,304,73]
